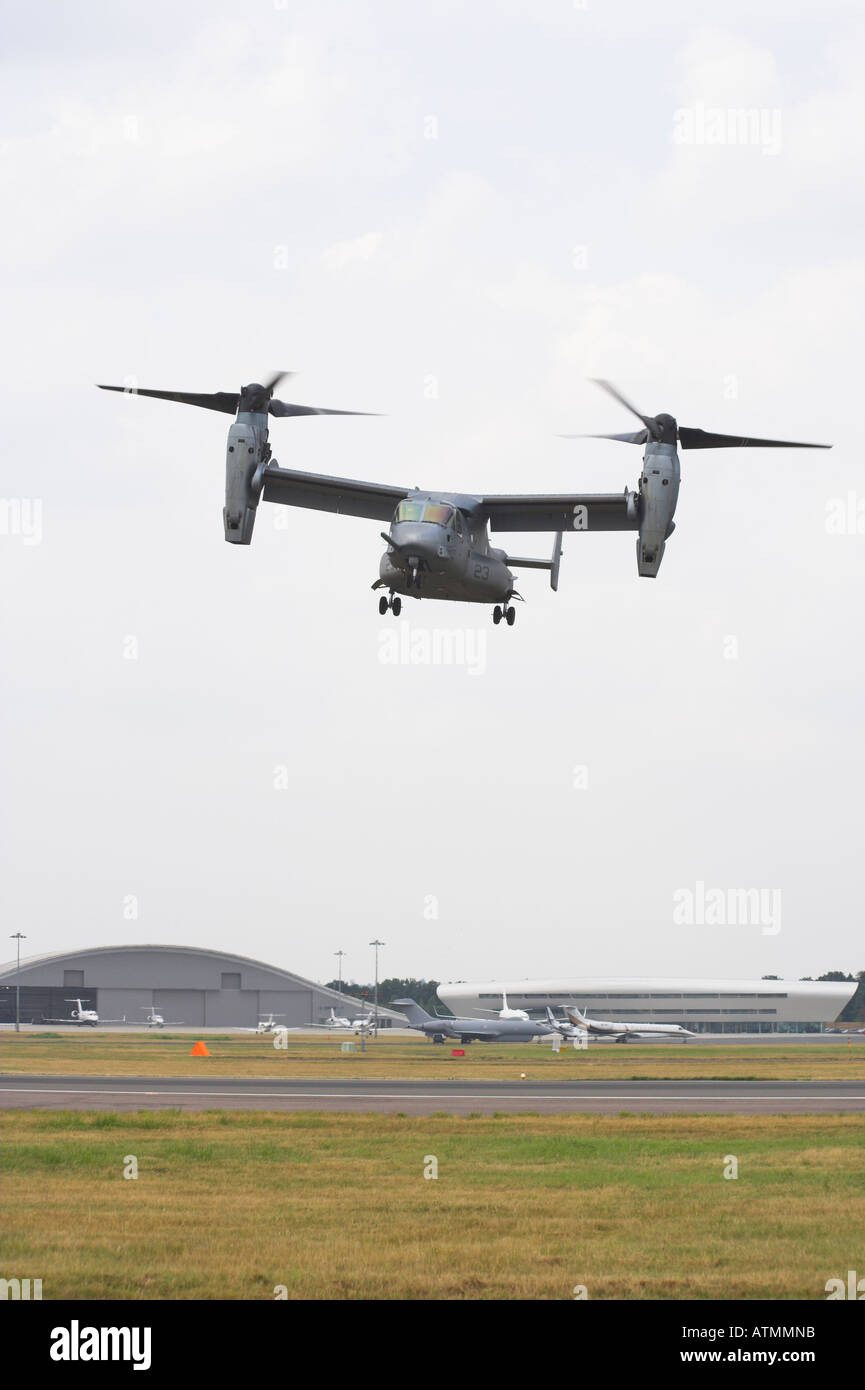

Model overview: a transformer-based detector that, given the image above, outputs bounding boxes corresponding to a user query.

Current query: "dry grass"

[2,1032,864,1081]
[1,1110,862,1300]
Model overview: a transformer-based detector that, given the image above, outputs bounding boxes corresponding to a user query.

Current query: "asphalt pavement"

[1,1074,863,1114]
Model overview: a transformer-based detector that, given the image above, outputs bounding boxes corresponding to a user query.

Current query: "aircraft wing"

[262,466,410,523]
[482,492,637,533]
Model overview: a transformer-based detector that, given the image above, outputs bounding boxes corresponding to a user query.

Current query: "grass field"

[2,1032,865,1080]
[1,1109,862,1299]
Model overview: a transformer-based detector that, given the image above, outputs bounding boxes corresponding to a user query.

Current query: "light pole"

[334,950,346,994]
[10,933,26,1033]
[370,939,385,1038]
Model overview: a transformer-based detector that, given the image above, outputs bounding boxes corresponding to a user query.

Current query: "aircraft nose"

[391,522,443,557]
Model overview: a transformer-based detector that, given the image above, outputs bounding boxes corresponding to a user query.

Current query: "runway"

[2,1075,864,1114]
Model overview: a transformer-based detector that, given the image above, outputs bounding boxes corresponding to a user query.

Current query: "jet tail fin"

[550,531,563,591]
[392,998,433,1027]
[504,532,564,591]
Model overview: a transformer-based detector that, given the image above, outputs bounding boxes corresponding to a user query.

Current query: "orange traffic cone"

[190,1040,210,1057]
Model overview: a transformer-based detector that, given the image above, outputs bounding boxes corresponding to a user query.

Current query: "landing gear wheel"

[506,605,516,626]
[493,606,502,625]
[378,595,388,616]
[392,596,402,616]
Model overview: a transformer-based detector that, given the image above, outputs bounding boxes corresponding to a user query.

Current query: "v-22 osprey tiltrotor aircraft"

[98,374,830,625]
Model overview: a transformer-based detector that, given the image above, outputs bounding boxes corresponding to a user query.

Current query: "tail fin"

[550,531,563,591]
[392,998,433,1027]
[503,533,564,591]
[566,1005,588,1025]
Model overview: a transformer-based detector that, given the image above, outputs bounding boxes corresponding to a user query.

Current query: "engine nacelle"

[223,423,264,544]
[636,443,679,578]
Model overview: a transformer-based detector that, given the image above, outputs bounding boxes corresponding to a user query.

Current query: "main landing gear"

[379,593,402,616]
[493,604,516,626]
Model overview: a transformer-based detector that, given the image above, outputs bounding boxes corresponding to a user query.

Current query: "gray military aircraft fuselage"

[228,391,556,617]
[378,492,564,620]
[223,390,556,613]
[98,375,829,622]
[394,998,552,1044]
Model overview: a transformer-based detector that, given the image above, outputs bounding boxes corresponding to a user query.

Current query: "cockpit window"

[395,500,424,523]
[422,504,454,526]
[394,501,455,526]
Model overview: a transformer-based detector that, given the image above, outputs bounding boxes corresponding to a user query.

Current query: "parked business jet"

[544,1007,589,1042]
[306,1008,375,1032]
[137,1007,185,1029]
[477,993,531,1022]
[40,999,126,1027]
[246,1013,288,1035]
[565,1005,695,1043]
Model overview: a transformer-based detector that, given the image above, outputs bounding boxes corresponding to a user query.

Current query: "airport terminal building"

[0,944,406,1029]
[438,977,857,1033]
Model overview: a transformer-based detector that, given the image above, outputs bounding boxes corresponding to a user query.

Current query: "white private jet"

[353,1013,377,1036]
[136,1007,185,1029]
[477,992,531,1022]
[307,1007,379,1032]
[307,1009,377,1035]
[40,999,126,1027]
[565,1005,695,1043]
[307,1008,353,1029]
[544,1007,590,1042]
[244,1013,289,1035]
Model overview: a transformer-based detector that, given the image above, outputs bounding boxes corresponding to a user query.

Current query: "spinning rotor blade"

[571,379,831,451]
[590,378,657,435]
[678,426,831,450]
[261,370,293,395]
[99,379,379,419]
[269,399,379,417]
[560,430,649,445]
[264,369,379,417]
[97,385,239,414]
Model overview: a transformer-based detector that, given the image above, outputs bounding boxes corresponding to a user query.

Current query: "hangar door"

[259,990,314,1026]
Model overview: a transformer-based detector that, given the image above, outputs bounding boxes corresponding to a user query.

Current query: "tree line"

[324,978,450,1015]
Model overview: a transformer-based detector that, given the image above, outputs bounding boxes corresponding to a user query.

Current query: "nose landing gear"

[379,593,402,616]
[493,604,516,626]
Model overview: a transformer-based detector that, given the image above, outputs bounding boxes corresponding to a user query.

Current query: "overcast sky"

[1,0,862,990]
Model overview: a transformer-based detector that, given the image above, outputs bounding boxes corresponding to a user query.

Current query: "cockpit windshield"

[422,504,454,526]
[394,500,455,526]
